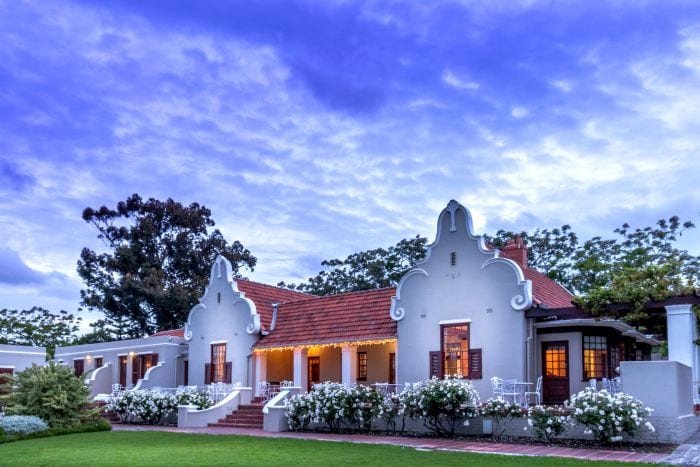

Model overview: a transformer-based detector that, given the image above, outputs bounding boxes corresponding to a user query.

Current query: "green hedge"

[0,419,112,444]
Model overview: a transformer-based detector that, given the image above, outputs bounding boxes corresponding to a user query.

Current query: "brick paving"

[112,424,670,463]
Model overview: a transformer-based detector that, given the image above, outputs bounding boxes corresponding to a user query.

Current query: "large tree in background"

[77,194,256,337]
[488,216,700,322]
[279,235,427,295]
[0,307,80,358]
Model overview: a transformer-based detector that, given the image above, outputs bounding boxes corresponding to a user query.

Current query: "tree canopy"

[77,194,256,336]
[279,235,427,295]
[0,307,81,358]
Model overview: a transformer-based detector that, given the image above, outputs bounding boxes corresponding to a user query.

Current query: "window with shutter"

[151,353,158,366]
[429,351,441,378]
[469,348,482,379]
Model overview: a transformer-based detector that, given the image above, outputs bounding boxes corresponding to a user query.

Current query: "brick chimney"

[500,236,528,269]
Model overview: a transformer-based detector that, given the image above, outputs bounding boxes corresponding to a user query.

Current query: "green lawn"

[0,431,641,466]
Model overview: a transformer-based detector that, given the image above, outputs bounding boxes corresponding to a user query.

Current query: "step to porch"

[209,403,265,429]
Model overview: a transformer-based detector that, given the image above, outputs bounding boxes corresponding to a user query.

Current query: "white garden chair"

[490,376,503,398]
[524,376,542,406]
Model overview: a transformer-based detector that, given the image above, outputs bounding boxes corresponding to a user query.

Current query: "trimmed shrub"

[345,385,382,433]
[480,398,524,440]
[106,390,177,425]
[402,377,480,437]
[525,405,572,443]
[7,362,92,428]
[175,386,213,410]
[567,387,654,443]
[0,415,49,435]
[0,419,111,444]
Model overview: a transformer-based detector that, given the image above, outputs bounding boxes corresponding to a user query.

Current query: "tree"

[0,307,80,358]
[77,194,257,336]
[279,235,427,295]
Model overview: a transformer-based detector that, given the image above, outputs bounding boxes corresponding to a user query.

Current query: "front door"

[542,341,570,404]
[119,356,127,388]
[307,356,320,391]
[389,353,396,385]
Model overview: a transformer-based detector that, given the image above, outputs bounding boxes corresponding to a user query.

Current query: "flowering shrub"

[285,391,316,431]
[346,385,382,432]
[567,387,654,443]
[0,415,49,435]
[309,382,349,432]
[380,391,405,433]
[403,377,480,437]
[106,390,177,425]
[175,386,213,410]
[525,405,572,443]
[480,398,524,440]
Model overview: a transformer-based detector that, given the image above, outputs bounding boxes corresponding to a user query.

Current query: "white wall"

[185,256,259,386]
[393,202,532,398]
[0,343,46,373]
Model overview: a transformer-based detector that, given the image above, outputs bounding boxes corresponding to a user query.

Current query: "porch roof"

[252,287,397,350]
[534,318,660,346]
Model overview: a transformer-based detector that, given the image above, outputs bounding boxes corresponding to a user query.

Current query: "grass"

[0,431,645,466]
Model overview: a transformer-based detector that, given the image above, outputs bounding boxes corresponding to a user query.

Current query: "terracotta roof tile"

[253,288,397,349]
[237,279,316,330]
[150,328,185,337]
[523,268,574,308]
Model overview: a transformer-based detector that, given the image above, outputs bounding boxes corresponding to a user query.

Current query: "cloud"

[0,247,56,285]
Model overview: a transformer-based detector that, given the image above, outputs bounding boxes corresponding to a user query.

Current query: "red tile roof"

[253,288,397,349]
[523,268,574,308]
[150,328,185,337]
[237,279,316,330]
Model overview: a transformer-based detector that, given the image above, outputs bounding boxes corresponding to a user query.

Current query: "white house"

[45,200,699,441]
[0,343,46,375]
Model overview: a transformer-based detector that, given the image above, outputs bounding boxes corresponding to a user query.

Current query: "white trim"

[0,365,16,369]
[55,342,181,358]
[0,349,46,356]
[137,351,153,355]
[438,319,472,325]
[73,357,84,361]
[117,353,128,356]
[210,340,228,345]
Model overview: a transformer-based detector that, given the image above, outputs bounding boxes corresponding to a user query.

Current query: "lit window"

[211,343,226,382]
[442,324,469,378]
[583,335,608,379]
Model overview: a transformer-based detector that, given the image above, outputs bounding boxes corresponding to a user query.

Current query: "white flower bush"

[175,386,213,410]
[402,377,480,437]
[567,387,654,443]
[525,405,572,443]
[106,389,178,425]
[480,398,524,440]
[346,384,382,432]
[0,415,49,435]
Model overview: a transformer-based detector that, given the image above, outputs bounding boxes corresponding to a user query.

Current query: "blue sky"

[2,0,700,330]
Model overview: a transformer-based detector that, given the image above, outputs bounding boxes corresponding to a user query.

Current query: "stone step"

[209,421,263,429]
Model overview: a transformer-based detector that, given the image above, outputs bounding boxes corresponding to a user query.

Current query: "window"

[583,335,608,379]
[132,353,158,384]
[0,368,13,375]
[442,323,469,378]
[95,357,103,368]
[357,352,367,381]
[211,343,226,383]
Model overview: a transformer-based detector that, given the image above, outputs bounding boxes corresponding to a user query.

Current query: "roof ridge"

[275,286,397,305]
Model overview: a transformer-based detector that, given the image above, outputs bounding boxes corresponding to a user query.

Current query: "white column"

[666,304,698,402]
[341,345,358,387]
[293,348,308,390]
[254,352,267,396]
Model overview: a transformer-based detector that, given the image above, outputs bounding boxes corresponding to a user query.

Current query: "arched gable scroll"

[184,255,261,341]
[390,200,532,322]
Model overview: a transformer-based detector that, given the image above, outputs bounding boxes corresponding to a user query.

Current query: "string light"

[253,337,397,353]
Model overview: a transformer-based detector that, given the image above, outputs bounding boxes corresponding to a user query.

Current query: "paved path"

[112,424,669,463]
[660,430,700,465]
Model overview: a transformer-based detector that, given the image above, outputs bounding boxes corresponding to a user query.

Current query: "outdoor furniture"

[601,377,610,392]
[500,379,521,405]
[111,383,122,396]
[609,377,621,395]
[524,376,542,406]
[589,378,597,390]
[490,376,503,398]
[257,381,271,400]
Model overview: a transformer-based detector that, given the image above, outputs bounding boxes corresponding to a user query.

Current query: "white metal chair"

[601,377,610,392]
[524,376,542,406]
[111,383,122,396]
[609,377,621,395]
[490,376,504,398]
[589,378,597,390]
[500,379,521,405]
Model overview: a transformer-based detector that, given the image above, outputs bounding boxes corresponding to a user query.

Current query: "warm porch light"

[253,337,397,353]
